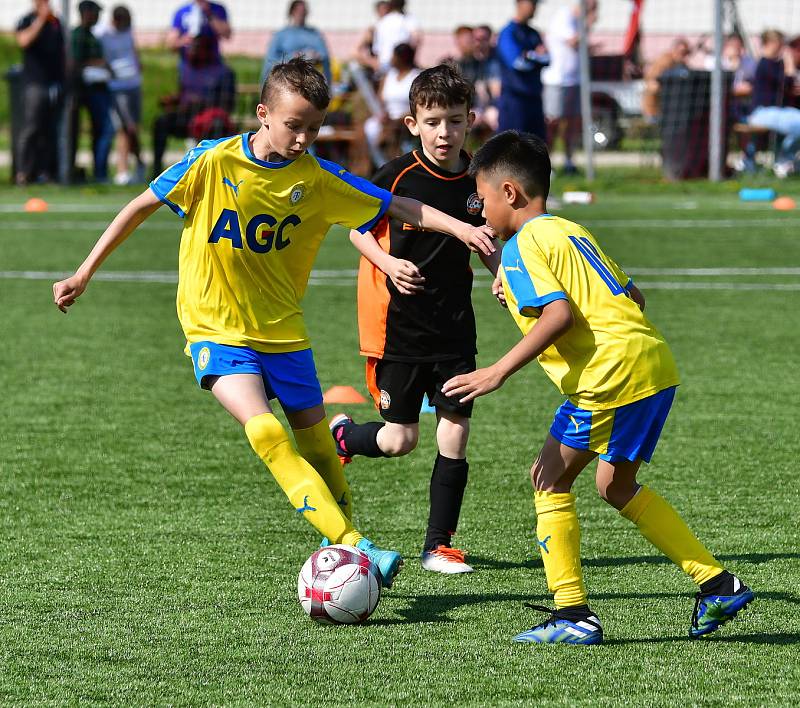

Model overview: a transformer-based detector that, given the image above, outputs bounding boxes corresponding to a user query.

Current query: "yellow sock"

[534,491,588,608]
[245,413,362,546]
[619,485,723,586]
[293,419,354,521]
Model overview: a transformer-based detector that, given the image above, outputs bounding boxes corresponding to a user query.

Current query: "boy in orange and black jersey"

[331,64,502,574]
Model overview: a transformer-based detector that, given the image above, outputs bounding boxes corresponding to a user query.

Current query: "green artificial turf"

[1,185,799,705]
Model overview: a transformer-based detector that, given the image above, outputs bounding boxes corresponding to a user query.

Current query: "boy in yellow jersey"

[442,131,753,643]
[52,57,496,590]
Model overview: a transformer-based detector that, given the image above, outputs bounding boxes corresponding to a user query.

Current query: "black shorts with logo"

[366,356,476,424]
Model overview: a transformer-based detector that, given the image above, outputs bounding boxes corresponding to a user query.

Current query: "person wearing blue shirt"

[167,0,231,72]
[496,0,550,139]
[261,0,331,85]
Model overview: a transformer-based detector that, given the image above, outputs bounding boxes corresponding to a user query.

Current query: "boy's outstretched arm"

[387,195,496,256]
[348,229,425,294]
[53,189,163,313]
[441,299,574,403]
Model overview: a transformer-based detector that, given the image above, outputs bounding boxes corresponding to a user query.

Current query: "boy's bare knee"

[596,476,638,510]
[378,424,418,456]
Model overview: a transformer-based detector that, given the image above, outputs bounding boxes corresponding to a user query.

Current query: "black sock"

[555,604,594,622]
[424,454,468,552]
[341,421,388,458]
[700,569,734,596]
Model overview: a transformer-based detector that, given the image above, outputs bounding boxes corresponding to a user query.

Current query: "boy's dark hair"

[260,57,330,111]
[468,130,551,201]
[409,63,474,116]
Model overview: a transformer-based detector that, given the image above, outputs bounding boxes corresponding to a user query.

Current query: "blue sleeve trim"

[149,182,185,217]
[150,136,230,216]
[518,291,568,314]
[503,234,567,313]
[314,157,393,233]
[624,278,634,291]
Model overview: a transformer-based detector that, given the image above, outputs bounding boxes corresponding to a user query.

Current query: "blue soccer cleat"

[356,538,403,589]
[513,604,603,645]
[690,577,754,638]
[319,537,330,548]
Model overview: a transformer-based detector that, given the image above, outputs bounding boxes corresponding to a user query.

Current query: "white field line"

[2,214,800,230]
[582,218,800,228]
[4,270,800,291]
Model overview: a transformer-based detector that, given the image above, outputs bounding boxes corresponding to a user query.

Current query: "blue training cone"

[421,394,436,414]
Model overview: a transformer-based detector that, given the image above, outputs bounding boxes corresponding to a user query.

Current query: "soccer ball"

[297,544,381,624]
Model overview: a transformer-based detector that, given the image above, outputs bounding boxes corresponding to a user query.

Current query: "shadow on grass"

[469,552,800,572]
[604,632,800,646]
[375,590,798,628]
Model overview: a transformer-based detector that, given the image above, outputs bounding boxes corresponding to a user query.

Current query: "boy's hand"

[53,274,87,313]
[442,365,505,404]
[492,274,507,307]
[457,224,496,256]
[387,258,425,295]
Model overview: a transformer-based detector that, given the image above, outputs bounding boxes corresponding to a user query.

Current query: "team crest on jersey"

[289,183,306,205]
[379,389,391,410]
[197,347,211,371]
[466,193,483,215]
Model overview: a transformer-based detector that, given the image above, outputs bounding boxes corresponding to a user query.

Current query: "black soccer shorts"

[365,356,476,424]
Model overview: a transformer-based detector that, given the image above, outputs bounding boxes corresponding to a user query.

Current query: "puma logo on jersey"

[504,259,524,274]
[222,177,244,196]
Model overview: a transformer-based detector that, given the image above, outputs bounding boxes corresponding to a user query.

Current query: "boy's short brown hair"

[260,56,330,111]
[408,63,474,117]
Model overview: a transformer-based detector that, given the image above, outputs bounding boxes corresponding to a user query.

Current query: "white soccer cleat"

[421,546,474,574]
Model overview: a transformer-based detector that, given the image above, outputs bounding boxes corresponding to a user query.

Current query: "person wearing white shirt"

[372,0,421,73]
[364,42,420,168]
[542,0,597,174]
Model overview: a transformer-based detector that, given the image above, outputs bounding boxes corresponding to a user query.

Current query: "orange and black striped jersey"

[356,150,485,362]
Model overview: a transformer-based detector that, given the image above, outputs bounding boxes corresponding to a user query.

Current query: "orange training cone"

[24,197,49,213]
[773,196,797,210]
[323,386,367,404]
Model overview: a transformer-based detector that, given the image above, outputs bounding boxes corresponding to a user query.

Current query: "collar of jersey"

[513,213,552,238]
[413,149,470,180]
[241,132,296,168]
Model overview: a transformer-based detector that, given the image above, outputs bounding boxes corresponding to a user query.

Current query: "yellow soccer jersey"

[500,214,680,410]
[150,133,391,353]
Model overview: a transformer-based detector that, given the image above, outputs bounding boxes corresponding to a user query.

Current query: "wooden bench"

[732,122,771,136]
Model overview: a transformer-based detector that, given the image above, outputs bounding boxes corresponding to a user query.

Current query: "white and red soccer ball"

[298,544,381,624]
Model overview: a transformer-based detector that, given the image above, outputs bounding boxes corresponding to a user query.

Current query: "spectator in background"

[151,35,235,177]
[496,0,549,139]
[747,30,800,178]
[702,33,756,98]
[542,0,598,175]
[787,35,800,109]
[449,26,476,75]
[167,0,231,74]
[470,24,501,137]
[364,42,420,168]
[261,0,331,84]
[98,5,145,185]
[372,0,422,74]
[641,37,691,120]
[70,0,115,183]
[14,0,65,185]
[354,0,391,73]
